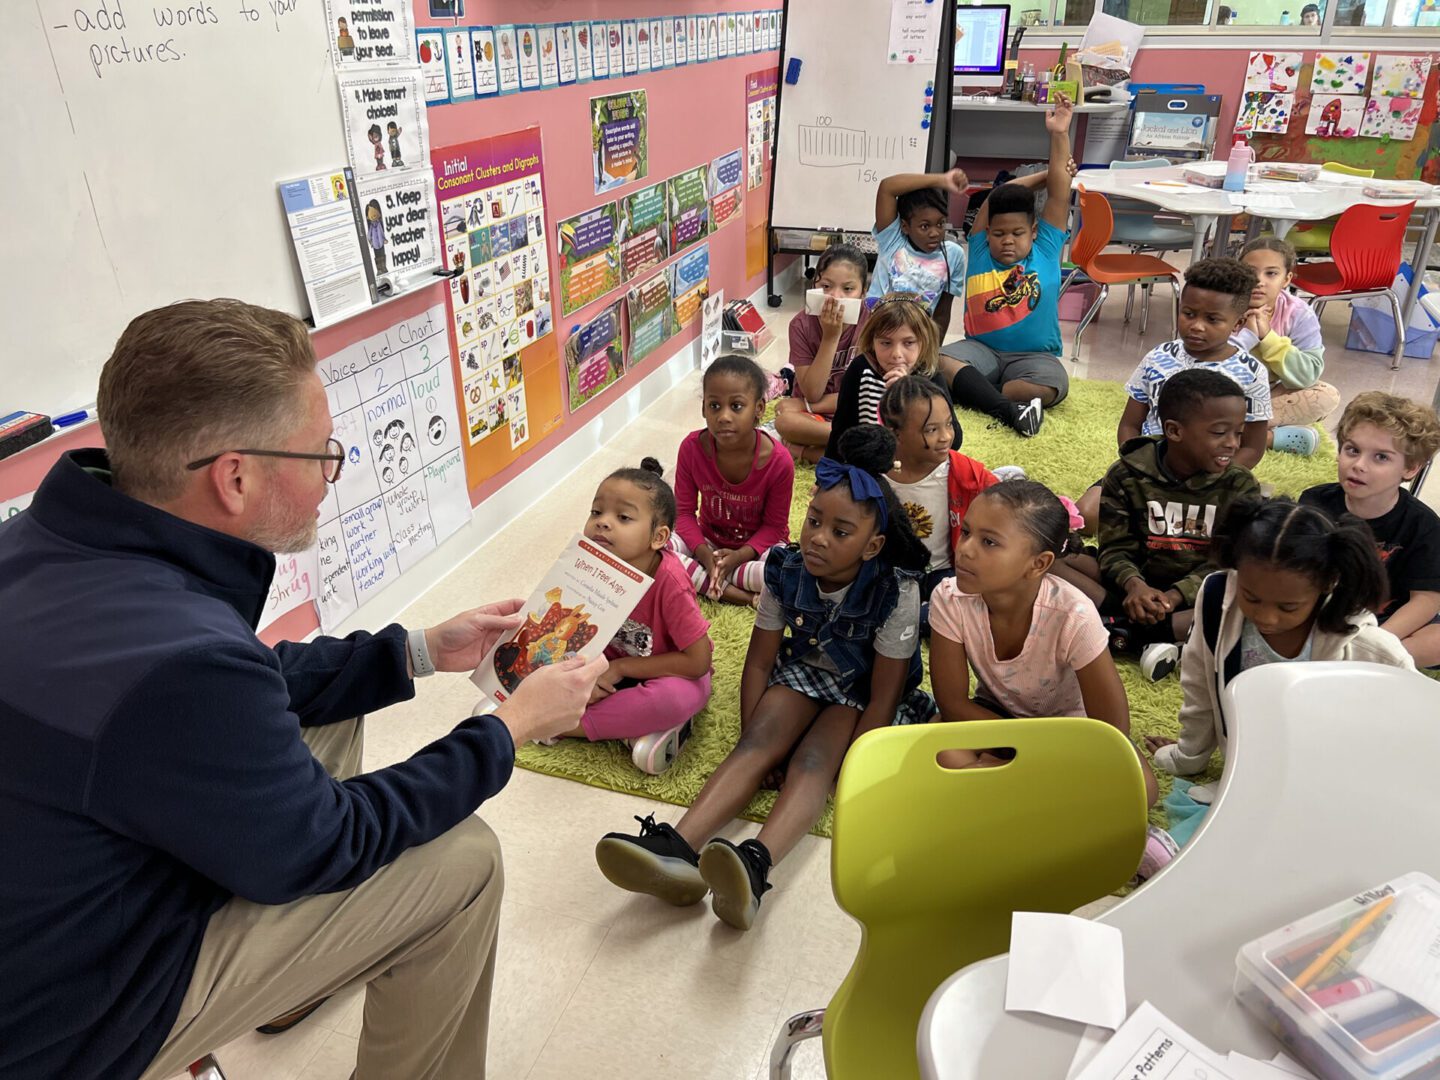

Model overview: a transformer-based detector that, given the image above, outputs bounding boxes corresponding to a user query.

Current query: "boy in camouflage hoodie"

[1097,368,1261,679]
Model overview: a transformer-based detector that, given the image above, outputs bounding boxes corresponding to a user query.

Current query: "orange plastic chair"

[1068,186,1182,363]
[1290,200,1416,371]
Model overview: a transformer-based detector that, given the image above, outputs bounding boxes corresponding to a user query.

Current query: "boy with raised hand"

[1301,391,1440,667]
[871,166,971,339]
[940,92,1077,439]
[1097,369,1261,681]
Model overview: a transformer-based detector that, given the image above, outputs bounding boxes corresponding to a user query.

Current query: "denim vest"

[763,545,923,703]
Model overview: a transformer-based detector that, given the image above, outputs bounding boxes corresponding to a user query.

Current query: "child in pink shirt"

[928,480,1160,809]
[564,459,713,775]
[671,356,796,605]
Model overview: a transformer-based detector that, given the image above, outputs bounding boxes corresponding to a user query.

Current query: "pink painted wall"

[0,2,781,646]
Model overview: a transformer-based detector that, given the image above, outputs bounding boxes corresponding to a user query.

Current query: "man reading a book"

[0,299,605,1080]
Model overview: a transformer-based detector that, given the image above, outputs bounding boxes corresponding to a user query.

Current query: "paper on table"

[1226,1051,1316,1079]
[1232,193,1296,209]
[1005,912,1127,1030]
[1269,1052,1314,1077]
[1073,1001,1236,1080]
[1357,887,1440,1016]
[1065,1025,1111,1080]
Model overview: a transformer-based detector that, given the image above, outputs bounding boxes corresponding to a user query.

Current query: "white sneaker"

[992,465,1027,482]
[631,720,693,775]
[1140,642,1181,682]
[1014,397,1044,438]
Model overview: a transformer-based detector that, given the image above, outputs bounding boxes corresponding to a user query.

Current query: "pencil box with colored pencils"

[1234,872,1440,1079]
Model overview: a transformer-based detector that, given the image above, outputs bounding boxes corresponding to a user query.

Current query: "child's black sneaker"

[699,837,773,931]
[1014,397,1044,438]
[1101,615,1136,654]
[595,814,707,906]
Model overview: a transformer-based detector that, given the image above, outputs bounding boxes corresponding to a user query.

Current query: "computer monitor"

[953,3,1010,84]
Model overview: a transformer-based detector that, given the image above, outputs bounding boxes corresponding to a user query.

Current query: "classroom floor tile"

[182,256,1440,1079]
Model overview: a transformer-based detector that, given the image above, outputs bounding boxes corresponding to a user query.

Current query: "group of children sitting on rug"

[558,104,1440,931]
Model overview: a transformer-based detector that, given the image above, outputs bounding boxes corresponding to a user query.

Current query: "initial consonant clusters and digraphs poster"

[314,302,472,631]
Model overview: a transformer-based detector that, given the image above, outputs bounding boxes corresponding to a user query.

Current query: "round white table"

[917,662,1440,1080]
[1072,165,1440,323]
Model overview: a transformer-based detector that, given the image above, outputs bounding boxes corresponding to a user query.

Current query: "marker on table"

[1295,894,1394,991]
[53,404,98,429]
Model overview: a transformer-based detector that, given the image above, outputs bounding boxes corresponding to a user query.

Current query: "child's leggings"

[580,672,713,741]
[668,535,775,594]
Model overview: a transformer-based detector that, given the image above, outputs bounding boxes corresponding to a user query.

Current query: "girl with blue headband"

[596,425,932,931]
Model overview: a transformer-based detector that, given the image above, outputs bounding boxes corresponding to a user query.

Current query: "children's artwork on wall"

[670,242,710,328]
[1304,93,1365,138]
[1244,51,1302,94]
[625,271,675,368]
[495,26,521,93]
[1237,91,1294,135]
[416,30,449,104]
[1372,54,1432,99]
[324,0,414,68]
[339,69,431,177]
[668,165,711,252]
[592,90,650,194]
[1361,93,1422,140]
[1310,52,1371,96]
[565,299,625,411]
[620,182,670,282]
[557,204,620,315]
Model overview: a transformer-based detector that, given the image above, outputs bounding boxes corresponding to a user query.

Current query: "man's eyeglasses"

[186,438,346,484]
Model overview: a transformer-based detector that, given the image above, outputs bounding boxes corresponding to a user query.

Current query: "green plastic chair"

[768,719,1148,1080]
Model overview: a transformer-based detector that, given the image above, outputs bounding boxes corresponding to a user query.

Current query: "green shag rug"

[516,378,1339,835]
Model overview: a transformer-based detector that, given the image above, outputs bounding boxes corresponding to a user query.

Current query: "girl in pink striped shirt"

[671,356,797,605]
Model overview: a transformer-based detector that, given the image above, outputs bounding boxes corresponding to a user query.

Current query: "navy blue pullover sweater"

[0,450,516,1079]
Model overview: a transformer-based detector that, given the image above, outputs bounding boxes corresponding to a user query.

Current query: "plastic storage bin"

[1234,872,1440,1080]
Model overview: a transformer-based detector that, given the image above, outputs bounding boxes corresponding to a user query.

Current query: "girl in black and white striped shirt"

[824,293,947,459]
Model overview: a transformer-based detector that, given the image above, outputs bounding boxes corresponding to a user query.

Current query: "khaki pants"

[139,717,504,1080]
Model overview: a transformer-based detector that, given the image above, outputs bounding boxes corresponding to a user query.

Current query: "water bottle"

[1223,137,1253,193]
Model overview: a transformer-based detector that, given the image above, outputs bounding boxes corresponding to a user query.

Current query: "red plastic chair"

[1068,187,1182,363]
[1290,201,1416,371]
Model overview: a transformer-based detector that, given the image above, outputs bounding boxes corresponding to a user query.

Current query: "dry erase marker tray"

[1234,873,1440,1080]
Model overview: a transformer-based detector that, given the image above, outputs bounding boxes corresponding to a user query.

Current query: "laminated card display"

[278,168,375,328]
[324,0,415,67]
[471,534,652,706]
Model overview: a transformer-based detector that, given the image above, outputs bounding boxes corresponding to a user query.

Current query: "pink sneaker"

[1136,825,1179,881]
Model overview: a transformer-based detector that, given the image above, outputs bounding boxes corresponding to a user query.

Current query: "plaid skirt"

[769,659,936,725]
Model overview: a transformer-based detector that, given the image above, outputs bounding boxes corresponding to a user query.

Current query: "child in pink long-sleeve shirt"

[671,356,796,605]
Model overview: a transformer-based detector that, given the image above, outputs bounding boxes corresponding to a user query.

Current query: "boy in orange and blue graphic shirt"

[939,93,1077,439]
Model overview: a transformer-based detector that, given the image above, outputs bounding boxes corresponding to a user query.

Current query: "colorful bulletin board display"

[708,148,745,231]
[495,26,521,93]
[431,128,564,489]
[565,299,625,412]
[416,29,450,104]
[620,182,671,283]
[1245,51,1302,94]
[671,242,711,328]
[625,271,676,368]
[592,90,650,194]
[323,0,414,67]
[557,204,620,316]
[1253,54,1440,181]
[745,67,780,279]
[668,165,711,253]
[313,302,472,633]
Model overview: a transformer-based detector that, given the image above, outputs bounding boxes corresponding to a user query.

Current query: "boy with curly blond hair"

[1301,391,1440,665]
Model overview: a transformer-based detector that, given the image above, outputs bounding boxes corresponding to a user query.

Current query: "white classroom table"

[916,662,1440,1080]
[1072,164,1440,323]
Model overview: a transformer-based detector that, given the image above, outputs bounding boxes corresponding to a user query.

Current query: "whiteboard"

[4,0,349,414]
[769,0,947,233]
